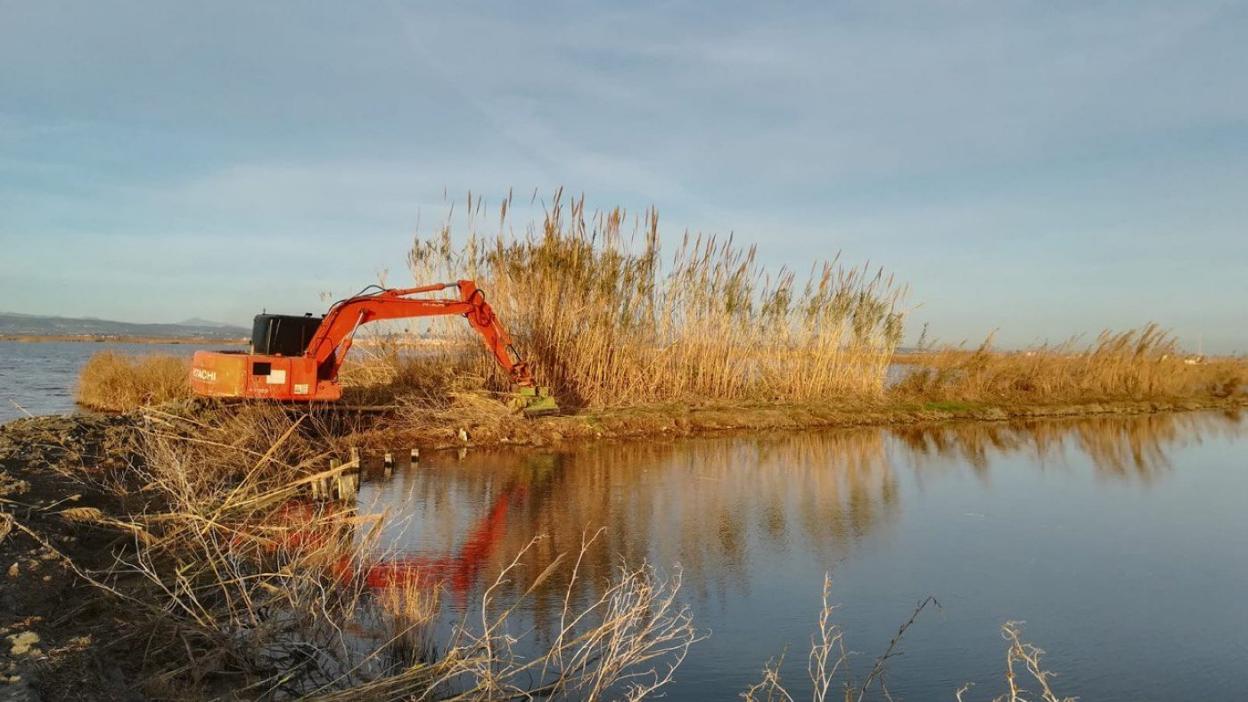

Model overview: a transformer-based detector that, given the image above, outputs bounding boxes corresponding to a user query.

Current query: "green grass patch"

[921,400,985,412]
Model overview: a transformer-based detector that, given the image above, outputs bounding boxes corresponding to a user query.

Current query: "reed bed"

[893,324,1246,404]
[68,197,1246,434]
[75,351,190,411]
[407,191,906,408]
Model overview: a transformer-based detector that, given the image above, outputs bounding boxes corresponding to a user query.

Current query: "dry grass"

[375,576,442,660]
[102,408,372,696]
[316,533,700,701]
[894,324,1247,405]
[743,574,937,702]
[53,408,698,699]
[75,351,190,411]
[336,335,488,408]
[406,191,906,409]
[744,576,1072,702]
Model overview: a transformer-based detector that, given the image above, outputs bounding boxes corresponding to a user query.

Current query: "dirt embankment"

[0,415,146,702]
[349,395,1248,450]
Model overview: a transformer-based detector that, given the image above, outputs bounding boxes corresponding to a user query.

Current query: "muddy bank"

[0,415,147,701]
[349,395,1248,450]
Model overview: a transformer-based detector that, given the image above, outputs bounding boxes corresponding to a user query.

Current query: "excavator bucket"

[511,386,559,416]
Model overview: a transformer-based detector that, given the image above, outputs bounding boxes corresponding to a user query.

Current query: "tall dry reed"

[407,191,906,408]
[893,324,1246,404]
[76,351,190,411]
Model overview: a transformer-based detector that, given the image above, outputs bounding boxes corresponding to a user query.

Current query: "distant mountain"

[0,312,248,340]
[177,317,240,329]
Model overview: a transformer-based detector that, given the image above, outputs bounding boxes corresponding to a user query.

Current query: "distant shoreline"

[0,334,247,345]
[0,334,454,347]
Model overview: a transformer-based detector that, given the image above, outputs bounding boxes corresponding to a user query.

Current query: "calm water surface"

[353,412,1247,700]
[0,339,239,422]
[3,343,1245,698]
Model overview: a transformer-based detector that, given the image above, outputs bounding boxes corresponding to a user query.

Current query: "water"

[354,411,1248,700]
[0,339,240,422]
[3,342,1245,698]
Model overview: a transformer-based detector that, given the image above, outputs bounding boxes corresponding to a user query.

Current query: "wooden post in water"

[337,471,358,501]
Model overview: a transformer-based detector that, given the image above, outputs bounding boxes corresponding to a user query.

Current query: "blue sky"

[2,1,1245,351]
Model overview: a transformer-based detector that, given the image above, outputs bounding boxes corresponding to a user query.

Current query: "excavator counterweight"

[190,280,556,414]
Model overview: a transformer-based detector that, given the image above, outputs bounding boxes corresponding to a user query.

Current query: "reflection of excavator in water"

[274,455,559,601]
[269,485,520,600]
[357,481,524,596]
[189,280,557,414]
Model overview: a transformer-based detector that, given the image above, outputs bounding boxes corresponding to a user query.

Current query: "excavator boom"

[189,281,556,413]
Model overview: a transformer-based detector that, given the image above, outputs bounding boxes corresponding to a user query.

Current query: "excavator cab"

[251,313,323,356]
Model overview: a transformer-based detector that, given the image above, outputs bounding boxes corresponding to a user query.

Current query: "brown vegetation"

[75,351,191,411]
[894,324,1246,405]
[69,197,1247,437]
[6,407,698,699]
[407,191,906,408]
[72,329,1246,450]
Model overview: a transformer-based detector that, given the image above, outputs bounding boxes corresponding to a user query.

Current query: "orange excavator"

[189,280,557,414]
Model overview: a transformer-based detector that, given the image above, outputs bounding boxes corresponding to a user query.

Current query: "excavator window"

[252,362,272,376]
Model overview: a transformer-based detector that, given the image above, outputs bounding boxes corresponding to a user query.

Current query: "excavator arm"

[307,280,534,387]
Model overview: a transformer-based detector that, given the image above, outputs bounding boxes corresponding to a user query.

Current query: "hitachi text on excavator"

[188,280,557,414]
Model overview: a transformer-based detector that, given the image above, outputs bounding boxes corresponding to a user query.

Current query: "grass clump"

[75,351,190,411]
[894,324,1247,405]
[407,190,906,409]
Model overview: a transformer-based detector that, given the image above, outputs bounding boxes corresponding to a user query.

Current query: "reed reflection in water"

[893,409,1243,484]
[351,409,1246,699]
[357,427,897,613]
